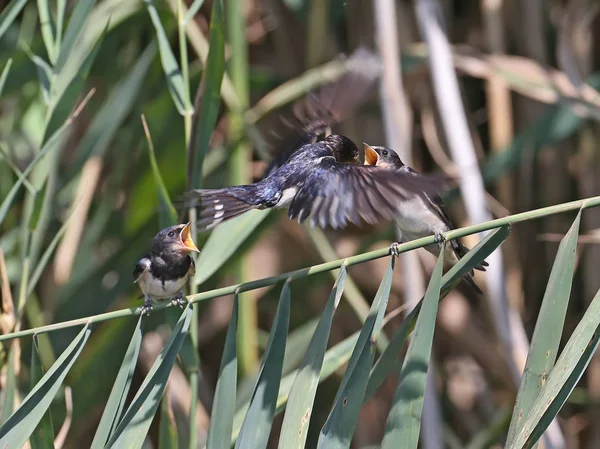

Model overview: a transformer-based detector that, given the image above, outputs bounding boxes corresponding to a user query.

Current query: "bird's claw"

[171,292,188,309]
[390,242,401,257]
[434,231,446,246]
[141,302,153,316]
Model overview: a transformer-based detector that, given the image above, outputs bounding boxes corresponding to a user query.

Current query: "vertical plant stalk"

[374,1,441,447]
[306,0,328,68]
[226,0,258,375]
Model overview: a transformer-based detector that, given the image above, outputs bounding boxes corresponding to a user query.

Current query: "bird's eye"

[168,231,175,238]
[382,150,389,156]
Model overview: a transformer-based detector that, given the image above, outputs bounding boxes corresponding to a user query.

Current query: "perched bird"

[363,143,488,293]
[133,222,200,315]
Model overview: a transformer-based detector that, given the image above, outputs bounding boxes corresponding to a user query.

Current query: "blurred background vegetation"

[2,0,600,448]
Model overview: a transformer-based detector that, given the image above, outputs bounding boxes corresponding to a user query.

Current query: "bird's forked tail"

[185,186,260,230]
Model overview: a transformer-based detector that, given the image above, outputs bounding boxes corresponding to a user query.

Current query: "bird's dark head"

[152,223,200,255]
[363,143,405,170]
[324,134,361,164]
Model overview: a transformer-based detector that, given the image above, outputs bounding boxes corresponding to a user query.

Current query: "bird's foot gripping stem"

[434,230,446,246]
[141,296,153,316]
[390,242,401,257]
[171,291,188,309]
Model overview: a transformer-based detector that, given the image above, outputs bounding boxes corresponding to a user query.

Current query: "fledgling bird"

[133,222,200,315]
[363,144,488,293]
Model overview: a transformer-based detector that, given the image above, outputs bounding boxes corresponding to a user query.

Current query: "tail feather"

[461,273,483,295]
[452,239,489,272]
[186,186,259,230]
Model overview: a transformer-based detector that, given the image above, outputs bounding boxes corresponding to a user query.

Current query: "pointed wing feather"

[133,257,151,283]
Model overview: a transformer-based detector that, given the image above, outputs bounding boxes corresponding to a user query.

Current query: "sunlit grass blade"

[106,307,192,448]
[0,344,18,424]
[189,0,225,188]
[36,0,57,63]
[141,115,178,228]
[506,210,582,445]
[317,258,394,449]
[0,0,28,41]
[0,324,91,448]
[28,52,53,104]
[55,0,66,54]
[90,316,143,449]
[235,281,291,449]
[159,389,179,449]
[0,59,12,98]
[381,247,444,449]
[28,336,55,449]
[229,332,360,446]
[278,266,348,448]
[206,294,239,449]
[54,0,96,74]
[194,209,271,284]
[184,0,205,24]
[508,285,600,449]
[145,0,189,115]
[365,225,511,400]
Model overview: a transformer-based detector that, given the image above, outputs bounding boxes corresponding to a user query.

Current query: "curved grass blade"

[317,258,395,449]
[90,316,143,449]
[54,0,97,74]
[229,332,361,446]
[184,0,206,24]
[381,247,445,449]
[37,0,57,63]
[141,115,177,228]
[0,59,12,98]
[365,225,511,400]
[278,266,348,449]
[189,0,225,188]
[105,306,193,448]
[509,285,600,449]
[0,0,27,41]
[206,294,239,449]
[159,389,179,449]
[0,344,18,424]
[506,210,582,445]
[145,0,189,115]
[0,324,91,448]
[235,282,291,449]
[29,336,55,449]
[194,209,271,285]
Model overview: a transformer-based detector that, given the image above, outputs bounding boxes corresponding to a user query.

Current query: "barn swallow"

[133,223,199,315]
[363,144,488,293]
[188,133,442,230]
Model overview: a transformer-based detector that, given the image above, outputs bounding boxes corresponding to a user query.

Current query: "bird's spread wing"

[133,257,151,283]
[263,47,381,177]
[287,158,442,229]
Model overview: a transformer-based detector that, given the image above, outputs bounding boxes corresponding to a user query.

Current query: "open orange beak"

[179,222,200,253]
[363,143,379,166]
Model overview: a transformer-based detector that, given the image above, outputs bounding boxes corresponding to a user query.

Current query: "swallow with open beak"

[133,223,200,315]
[363,144,488,293]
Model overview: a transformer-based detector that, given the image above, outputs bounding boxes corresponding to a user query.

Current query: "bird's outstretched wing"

[263,47,381,177]
[287,158,445,229]
[133,257,151,283]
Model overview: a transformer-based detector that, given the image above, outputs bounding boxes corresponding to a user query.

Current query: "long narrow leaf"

[0,344,18,424]
[317,258,394,449]
[159,390,179,449]
[278,266,348,448]
[189,0,225,188]
[105,307,193,448]
[381,247,445,449]
[145,0,190,115]
[509,285,600,448]
[54,0,97,73]
[194,209,271,285]
[36,0,57,63]
[0,324,91,448]
[235,281,291,449]
[506,210,582,445]
[206,295,239,449]
[0,0,28,41]
[90,316,143,449]
[365,225,511,400]
[0,59,12,98]
[29,337,55,449]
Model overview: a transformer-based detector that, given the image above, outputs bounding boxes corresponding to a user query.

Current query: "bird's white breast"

[137,271,188,299]
[394,196,447,241]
